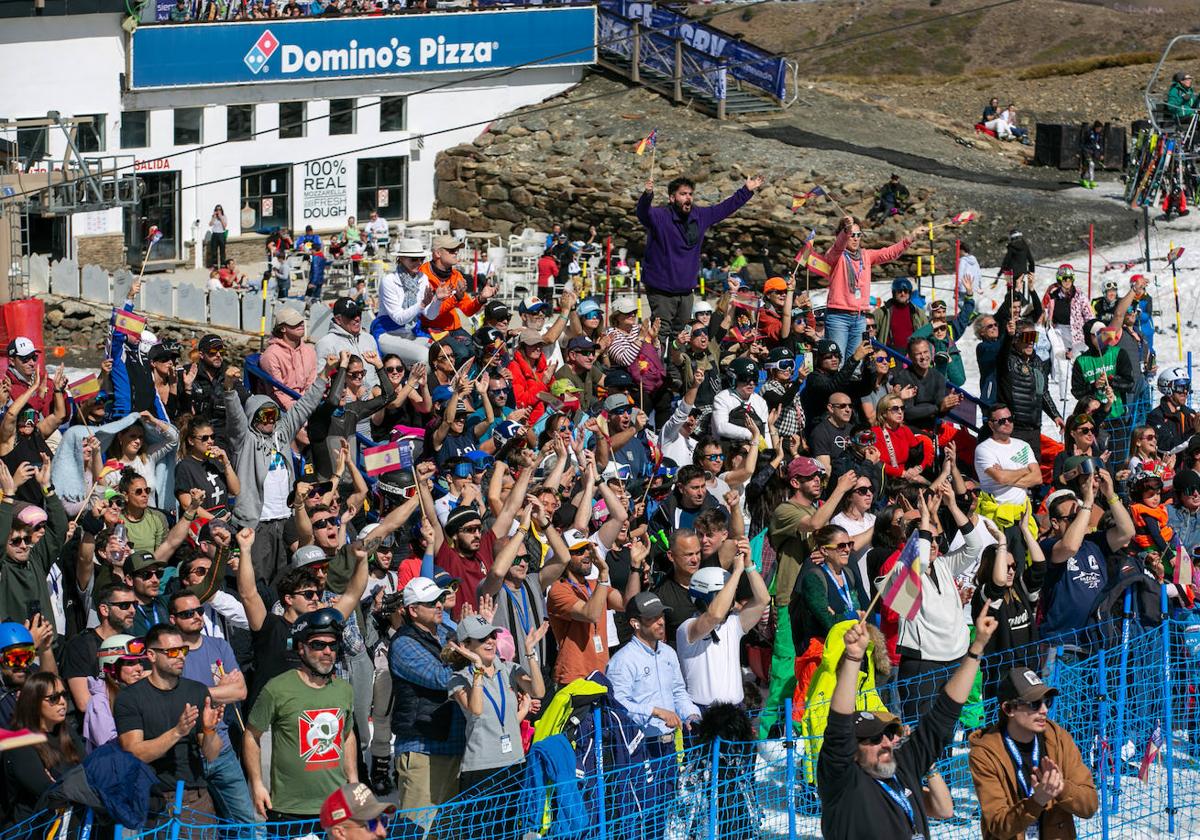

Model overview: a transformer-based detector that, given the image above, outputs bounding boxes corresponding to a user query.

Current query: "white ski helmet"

[688,567,730,604]
[1158,366,1190,395]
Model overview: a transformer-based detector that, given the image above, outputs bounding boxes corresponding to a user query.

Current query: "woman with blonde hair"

[869,393,933,485]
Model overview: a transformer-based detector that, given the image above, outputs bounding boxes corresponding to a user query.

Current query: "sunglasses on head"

[151,645,189,659]
[859,723,902,745]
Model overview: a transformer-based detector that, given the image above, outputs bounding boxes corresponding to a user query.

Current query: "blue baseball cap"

[578,299,602,318]
[431,385,453,403]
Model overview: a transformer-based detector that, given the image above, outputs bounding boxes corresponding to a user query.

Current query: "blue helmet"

[892,277,914,294]
[0,622,34,651]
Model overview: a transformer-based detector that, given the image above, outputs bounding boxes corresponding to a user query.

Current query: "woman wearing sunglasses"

[175,416,240,518]
[368,358,431,442]
[2,672,83,823]
[100,412,179,510]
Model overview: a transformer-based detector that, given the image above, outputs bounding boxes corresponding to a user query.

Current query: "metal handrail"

[1144,35,1200,134]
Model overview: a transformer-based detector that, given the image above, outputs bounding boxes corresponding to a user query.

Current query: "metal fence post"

[1114,590,1134,811]
[1161,588,1176,834]
[168,780,185,840]
[673,40,683,103]
[594,706,608,840]
[708,737,720,840]
[1098,649,1111,839]
[631,22,640,84]
[784,698,796,840]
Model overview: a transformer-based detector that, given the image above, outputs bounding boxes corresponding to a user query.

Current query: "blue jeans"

[824,310,867,359]
[205,746,258,825]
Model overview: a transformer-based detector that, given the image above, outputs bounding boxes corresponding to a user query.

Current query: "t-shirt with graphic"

[247,669,354,817]
[181,635,240,754]
[175,457,232,516]
[1038,536,1112,637]
[974,436,1036,506]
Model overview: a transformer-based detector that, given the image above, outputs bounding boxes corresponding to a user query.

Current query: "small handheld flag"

[881,531,924,621]
[804,252,832,279]
[1168,245,1185,263]
[68,374,101,402]
[113,309,146,341]
[1138,722,1164,782]
[363,442,403,477]
[790,196,805,213]
[951,211,977,225]
[635,130,657,156]
[146,225,163,247]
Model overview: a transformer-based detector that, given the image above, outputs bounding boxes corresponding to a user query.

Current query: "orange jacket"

[507,349,548,424]
[419,263,482,333]
[1131,502,1174,551]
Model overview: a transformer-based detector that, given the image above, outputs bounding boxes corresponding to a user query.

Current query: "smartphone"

[862,330,870,343]
[26,599,42,621]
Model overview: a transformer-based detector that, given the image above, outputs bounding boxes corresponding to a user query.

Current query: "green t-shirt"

[768,500,816,609]
[1075,347,1123,418]
[123,509,167,554]
[248,670,354,816]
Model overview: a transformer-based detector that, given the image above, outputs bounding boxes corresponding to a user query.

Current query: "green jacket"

[1167,81,1199,120]
[0,493,68,624]
[912,295,977,386]
[1071,345,1126,419]
[873,301,928,348]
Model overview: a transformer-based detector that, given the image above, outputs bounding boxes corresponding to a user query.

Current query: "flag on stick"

[792,187,826,208]
[951,211,977,225]
[804,251,832,279]
[634,130,657,156]
[1138,722,1164,782]
[113,309,146,341]
[363,442,403,477]
[146,225,163,247]
[68,373,101,402]
[790,196,805,213]
[881,531,924,621]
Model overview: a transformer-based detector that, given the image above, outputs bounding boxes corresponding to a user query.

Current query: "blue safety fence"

[7,604,1199,840]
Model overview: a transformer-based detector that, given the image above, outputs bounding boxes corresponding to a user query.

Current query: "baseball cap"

[999,667,1059,705]
[815,339,841,358]
[432,568,460,590]
[566,336,596,353]
[445,506,483,535]
[431,385,454,403]
[560,528,592,551]
[852,709,901,740]
[198,334,224,353]
[763,277,788,293]
[124,550,162,576]
[786,456,825,480]
[402,576,447,607]
[626,592,670,621]
[432,234,464,252]
[519,295,548,315]
[518,329,545,347]
[319,783,396,830]
[276,306,305,327]
[578,299,602,318]
[6,337,36,358]
[147,343,178,362]
[603,393,632,412]
[612,297,638,315]
[333,297,362,319]
[484,301,511,322]
[14,504,47,528]
[550,379,581,397]
[456,614,500,643]
[292,544,328,569]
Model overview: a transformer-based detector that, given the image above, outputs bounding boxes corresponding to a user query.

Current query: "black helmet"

[291,607,344,646]
[730,357,759,383]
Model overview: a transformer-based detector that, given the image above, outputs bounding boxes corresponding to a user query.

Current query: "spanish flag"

[113,309,146,341]
[790,196,805,213]
[362,442,402,477]
[635,129,657,156]
[804,252,832,278]
[951,211,977,225]
[68,373,101,402]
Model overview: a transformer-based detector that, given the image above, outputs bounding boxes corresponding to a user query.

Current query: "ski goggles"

[765,359,795,372]
[1,646,36,669]
[253,406,280,424]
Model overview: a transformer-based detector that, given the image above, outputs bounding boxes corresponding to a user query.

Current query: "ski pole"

[1170,242,1183,362]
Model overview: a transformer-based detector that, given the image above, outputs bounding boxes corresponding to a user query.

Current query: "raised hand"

[524,621,550,654]
[974,601,998,649]
[477,593,496,623]
[745,174,765,191]
[201,695,225,731]
[842,619,869,660]
[223,365,240,388]
[236,527,255,553]
[33,455,51,490]
[449,640,483,667]
[174,702,200,737]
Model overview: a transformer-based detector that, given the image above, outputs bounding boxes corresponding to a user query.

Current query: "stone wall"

[76,234,126,273]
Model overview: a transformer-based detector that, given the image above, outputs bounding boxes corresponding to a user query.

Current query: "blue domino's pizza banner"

[594,0,786,101]
[130,6,596,89]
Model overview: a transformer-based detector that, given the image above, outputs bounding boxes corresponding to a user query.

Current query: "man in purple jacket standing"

[637,173,764,332]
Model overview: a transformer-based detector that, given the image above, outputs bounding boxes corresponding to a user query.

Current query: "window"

[329,99,356,136]
[357,156,405,219]
[279,102,305,139]
[75,114,105,153]
[240,165,289,232]
[379,97,406,132]
[16,120,48,164]
[174,108,203,146]
[120,110,149,149]
[227,105,254,142]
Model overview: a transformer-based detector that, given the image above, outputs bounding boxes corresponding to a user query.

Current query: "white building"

[0,5,594,268]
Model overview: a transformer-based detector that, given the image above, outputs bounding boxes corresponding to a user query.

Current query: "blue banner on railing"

[130,6,596,89]
[597,0,786,100]
[598,10,726,100]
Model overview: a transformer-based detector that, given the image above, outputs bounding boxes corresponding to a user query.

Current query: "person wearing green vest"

[760,458,859,737]
[1070,320,1133,421]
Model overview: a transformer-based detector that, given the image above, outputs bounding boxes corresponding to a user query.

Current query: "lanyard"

[874,778,915,829]
[1003,731,1040,798]
[507,584,533,635]
[137,602,161,627]
[822,565,856,619]
[567,578,597,632]
[480,673,507,724]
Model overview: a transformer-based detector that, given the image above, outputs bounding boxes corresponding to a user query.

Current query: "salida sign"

[300,158,347,221]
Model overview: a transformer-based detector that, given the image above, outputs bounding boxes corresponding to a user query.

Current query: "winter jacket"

[0,493,67,625]
[636,186,753,294]
[873,300,928,350]
[1001,238,1036,278]
[389,621,460,748]
[1071,346,1132,418]
[419,262,482,333]
[968,720,1098,840]
[258,337,318,410]
[83,676,117,753]
[1167,80,1199,120]
[889,364,950,432]
[997,331,1061,430]
[226,377,327,531]
[871,423,934,478]
[912,295,976,385]
[824,228,914,313]
[507,350,549,424]
[314,322,381,391]
[896,529,980,662]
[1148,399,1198,454]
[1041,284,1092,349]
[188,364,247,454]
[520,735,588,838]
[711,389,773,450]
[800,355,865,434]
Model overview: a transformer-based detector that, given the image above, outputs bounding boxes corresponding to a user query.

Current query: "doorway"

[125,171,180,268]
[23,213,68,262]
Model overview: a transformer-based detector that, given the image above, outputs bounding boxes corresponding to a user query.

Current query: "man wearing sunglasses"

[188,334,246,454]
[115,623,225,823]
[968,668,1097,839]
[819,609,997,839]
[0,621,48,727]
[1148,367,1200,454]
[61,582,136,716]
[1167,469,1200,554]
[554,335,602,411]
[4,337,55,418]
[320,782,396,839]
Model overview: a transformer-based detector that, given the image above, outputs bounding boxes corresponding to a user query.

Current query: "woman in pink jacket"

[821,216,921,357]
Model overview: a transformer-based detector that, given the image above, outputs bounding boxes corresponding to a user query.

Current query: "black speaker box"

[1102,123,1127,170]
[1034,123,1082,169]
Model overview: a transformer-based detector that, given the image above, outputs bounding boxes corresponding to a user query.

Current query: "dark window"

[227,105,254,142]
[75,114,105,154]
[357,156,405,220]
[279,102,305,139]
[329,99,356,136]
[379,97,406,132]
[120,111,149,149]
[16,120,48,165]
[240,165,290,232]
[174,108,203,146]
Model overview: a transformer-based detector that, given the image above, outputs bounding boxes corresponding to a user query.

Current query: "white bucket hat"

[394,237,426,258]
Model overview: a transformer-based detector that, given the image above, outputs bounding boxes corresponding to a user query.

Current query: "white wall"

[0,13,583,259]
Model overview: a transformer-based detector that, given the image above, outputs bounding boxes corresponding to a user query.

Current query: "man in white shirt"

[365,210,390,253]
[676,550,768,708]
[973,402,1042,507]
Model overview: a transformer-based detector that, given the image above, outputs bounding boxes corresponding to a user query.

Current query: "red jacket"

[871,423,934,478]
[507,350,548,423]
[537,255,559,288]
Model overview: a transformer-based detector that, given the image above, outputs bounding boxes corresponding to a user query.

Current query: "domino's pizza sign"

[129,7,596,89]
[244,30,280,75]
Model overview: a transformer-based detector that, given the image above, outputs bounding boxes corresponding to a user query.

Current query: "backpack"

[1093,555,1164,645]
